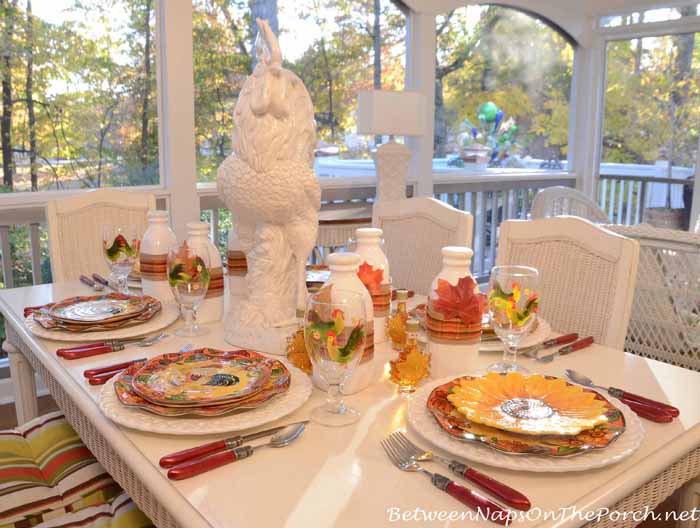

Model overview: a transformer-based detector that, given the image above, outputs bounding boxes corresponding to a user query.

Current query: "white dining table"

[2,281,700,528]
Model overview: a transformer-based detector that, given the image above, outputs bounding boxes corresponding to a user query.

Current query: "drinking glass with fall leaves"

[486,265,540,373]
[102,225,140,294]
[167,242,211,337]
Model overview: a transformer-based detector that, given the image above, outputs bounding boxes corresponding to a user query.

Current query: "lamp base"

[375,140,410,202]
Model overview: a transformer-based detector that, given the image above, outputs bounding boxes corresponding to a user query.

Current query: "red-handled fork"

[390,431,530,511]
[537,336,594,363]
[84,358,146,378]
[381,437,513,526]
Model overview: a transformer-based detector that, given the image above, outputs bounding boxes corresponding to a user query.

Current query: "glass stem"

[182,305,195,330]
[116,274,129,294]
[326,383,346,414]
[503,343,517,366]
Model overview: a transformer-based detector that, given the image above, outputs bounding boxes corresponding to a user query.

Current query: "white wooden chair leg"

[678,477,700,528]
[4,340,39,425]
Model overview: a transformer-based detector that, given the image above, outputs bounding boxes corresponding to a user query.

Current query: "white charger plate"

[407,376,644,472]
[98,361,312,435]
[25,301,179,342]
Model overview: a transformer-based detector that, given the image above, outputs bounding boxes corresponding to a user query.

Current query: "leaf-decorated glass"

[167,242,211,337]
[304,287,366,427]
[102,225,140,294]
[486,265,539,373]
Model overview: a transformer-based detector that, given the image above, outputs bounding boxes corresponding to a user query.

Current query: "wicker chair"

[531,186,610,223]
[46,189,156,282]
[372,197,473,295]
[497,217,639,349]
[605,223,700,371]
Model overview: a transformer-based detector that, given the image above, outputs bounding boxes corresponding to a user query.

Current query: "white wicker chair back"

[606,223,700,371]
[531,186,610,223]
[497,216,639,349]
[372,197,473,295]
[46,189,156,282]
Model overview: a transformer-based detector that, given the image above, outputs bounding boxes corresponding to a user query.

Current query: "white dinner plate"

[407,376,644,472]
[98,360,312,435]
[24,301,179,342]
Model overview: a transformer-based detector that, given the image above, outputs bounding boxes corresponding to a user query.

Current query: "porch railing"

[598,174,693,226]
[0,170,576,290]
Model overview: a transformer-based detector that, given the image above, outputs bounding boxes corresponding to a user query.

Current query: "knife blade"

[158,420,310,468]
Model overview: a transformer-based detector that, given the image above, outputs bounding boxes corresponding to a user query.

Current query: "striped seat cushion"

[0,412,151,528]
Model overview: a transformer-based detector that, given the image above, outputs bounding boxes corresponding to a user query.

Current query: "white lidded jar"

[355,228,391,343]
[140,211,177,303]
[427,246,483,350]
[312,252,376,394]
[226,229,247,299]
[186,221,224,324]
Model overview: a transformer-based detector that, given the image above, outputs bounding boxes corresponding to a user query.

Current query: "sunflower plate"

[427,375,626,457]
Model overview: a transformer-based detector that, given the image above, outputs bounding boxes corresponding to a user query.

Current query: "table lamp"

[357,90,425,202]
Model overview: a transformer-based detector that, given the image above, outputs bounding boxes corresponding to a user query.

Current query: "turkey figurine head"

[232,18,316,173]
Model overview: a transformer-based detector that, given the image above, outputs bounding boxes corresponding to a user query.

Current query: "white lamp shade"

[357,90,425,136]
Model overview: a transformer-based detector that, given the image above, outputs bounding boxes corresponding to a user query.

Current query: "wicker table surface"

[2,281,700,528]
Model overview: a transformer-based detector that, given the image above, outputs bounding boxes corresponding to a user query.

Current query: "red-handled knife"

[58,344,125,360]
[537,336,594,363]
[521,333,578,358]
[87,370,124,385]
[84,358,146,378]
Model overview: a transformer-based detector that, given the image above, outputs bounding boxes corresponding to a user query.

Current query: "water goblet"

[167,242,211,337]
[486,265,540,373]
[304,288,367,427]
[102,225,140,295]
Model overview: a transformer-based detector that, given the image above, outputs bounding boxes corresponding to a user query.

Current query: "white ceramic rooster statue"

[217,19,320,353]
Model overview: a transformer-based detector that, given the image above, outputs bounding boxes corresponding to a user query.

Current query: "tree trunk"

[434,76,447,157]
[139,0,152,180]
[26,0,37,191]
[250,0,278,71]
[373,0,382,145]
[1,0,17,190]
[319,37,335,141]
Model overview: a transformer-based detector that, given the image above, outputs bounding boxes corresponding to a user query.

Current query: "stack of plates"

[426,372,626,457]
[114,348,291,417]
[32,293,161,332]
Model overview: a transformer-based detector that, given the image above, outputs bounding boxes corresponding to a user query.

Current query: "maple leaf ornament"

[357,261,383,295]
[431,276,486,325]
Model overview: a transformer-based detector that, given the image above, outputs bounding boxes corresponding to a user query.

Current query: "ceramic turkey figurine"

[217,18,321,353]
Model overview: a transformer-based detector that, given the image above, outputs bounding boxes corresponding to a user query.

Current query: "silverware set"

[80,342,189,385]
[382,434,516,525]
[479,332,595,362]
[163,421,308,480]
[56,331,168,359]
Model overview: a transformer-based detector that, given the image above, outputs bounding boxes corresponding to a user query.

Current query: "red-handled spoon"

[621,398,674,423]
[565,369,679,419]
[87,370,124,385]
[58,344,125,360]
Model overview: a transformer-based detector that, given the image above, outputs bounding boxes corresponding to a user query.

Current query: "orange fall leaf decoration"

[358,261,383,295]
[432,276,486,325]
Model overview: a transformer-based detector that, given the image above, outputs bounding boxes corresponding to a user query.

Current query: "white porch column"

[569,22,606,200]
[155,0,200,239]
[405,11,436,197]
